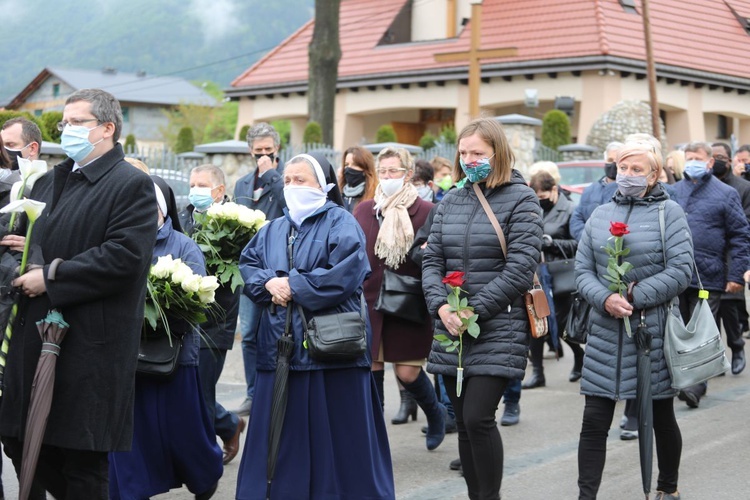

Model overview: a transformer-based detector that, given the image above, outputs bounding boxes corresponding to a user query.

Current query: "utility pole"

[642,0,660,139]
[308,0,342,146]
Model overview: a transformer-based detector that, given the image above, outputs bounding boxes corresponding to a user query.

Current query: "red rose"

[610,222,630,237]
[442,271,465,287]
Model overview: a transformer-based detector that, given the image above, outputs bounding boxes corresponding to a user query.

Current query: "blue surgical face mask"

[61,124,102,164]
[189,187,214,211]
[616,173,650,198]
[416,185,433,201]
[684,159,708,180]
[459,155,494,183]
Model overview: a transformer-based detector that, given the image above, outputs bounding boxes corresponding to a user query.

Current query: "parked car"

[151,168,190,211]
[557,160,605,203]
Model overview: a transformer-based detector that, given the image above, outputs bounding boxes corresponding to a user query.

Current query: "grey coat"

[424,171,543,380]
[576,185,693,400]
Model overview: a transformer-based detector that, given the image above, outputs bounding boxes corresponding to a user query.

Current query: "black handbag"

[297,295,367,362]
[136,331,183,378]
[546,244,576,295]
[563,293,591,345]
[374,269,428,324]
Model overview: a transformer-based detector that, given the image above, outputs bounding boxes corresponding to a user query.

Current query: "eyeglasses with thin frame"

[376,168,407,177]
[56,118,99,132]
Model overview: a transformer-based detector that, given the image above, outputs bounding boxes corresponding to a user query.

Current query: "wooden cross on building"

[435,0,518,119]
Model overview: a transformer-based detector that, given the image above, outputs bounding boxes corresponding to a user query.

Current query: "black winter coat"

[423,170,543,380]
[541,193,577,262]
[0,144,157,451]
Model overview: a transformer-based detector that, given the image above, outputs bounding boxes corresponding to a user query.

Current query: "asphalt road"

[3,338,749,499]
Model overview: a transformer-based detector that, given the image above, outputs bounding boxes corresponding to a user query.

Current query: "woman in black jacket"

[423,118,543,500]
[523,171,584,388]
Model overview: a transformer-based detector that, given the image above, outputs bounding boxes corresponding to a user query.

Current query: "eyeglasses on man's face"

[56,118,99,132]
[376,168,407,178]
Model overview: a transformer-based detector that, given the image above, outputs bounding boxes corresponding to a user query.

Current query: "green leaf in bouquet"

[467,321,480,338]
[434,333,451,342]
[230,267,244,292]
[459,297,468,309]
[602,274,618,283]
[608,283,620,293]
[144,303,159,330]
[618,262,633,274]
[446,344,457,352]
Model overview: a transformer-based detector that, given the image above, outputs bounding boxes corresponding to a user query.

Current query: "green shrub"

[239,124,250,142]
[439,124,456,144]
[302,121,323,144]
[271,119,291,148]
[124,134,137,154]
[0,110,52,142]
[175,126,195,153]
[419,131,437,150]
[541,110,572,151]
[40,111,63,143]
[375,124,397,143]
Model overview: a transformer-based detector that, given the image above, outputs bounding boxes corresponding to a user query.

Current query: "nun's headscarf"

[152,175,183,233]
[288,153,345,207]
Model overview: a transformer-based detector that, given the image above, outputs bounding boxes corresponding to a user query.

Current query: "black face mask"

[712,159,728,178]
[4,148,22,170]
[344,167,366,187]
[254,153,276,163]
[604,162,617,180]
[539,198,555,212]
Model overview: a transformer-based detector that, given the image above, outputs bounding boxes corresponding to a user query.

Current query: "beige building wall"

[412,0,448,42]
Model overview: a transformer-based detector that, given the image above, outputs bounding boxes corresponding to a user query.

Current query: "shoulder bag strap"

[658,202,704,307]
[472,183,542,287]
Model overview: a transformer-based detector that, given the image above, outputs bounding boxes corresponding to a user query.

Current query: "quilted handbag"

[374,269,428,324]
[298,295,368,362]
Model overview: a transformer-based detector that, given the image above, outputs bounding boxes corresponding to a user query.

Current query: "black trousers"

[577,396,681,499]
[3,436,108,499]
[444,374,508,500]
[718,298,746,353]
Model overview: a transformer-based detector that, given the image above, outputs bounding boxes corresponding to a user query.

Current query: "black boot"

[569,349,584,382]
[372,370,385,411]
[522,367,545,389]
[391,389,417,424]
[400,370,446,450]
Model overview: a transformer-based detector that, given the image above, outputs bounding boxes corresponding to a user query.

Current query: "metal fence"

[533,144,562,163]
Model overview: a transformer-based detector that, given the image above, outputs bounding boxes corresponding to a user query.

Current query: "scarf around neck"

[374,182,419,269]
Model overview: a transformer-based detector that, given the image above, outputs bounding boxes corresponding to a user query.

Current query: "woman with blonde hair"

[339,145,377,213]
[423,117,543,498]
[575,138,692,499]
[666,150,685,181]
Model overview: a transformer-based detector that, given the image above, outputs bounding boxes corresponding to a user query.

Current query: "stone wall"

[496,114,542,178]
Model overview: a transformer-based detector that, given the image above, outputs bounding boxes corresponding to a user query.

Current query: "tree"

[124,134,137,154]
[239,124,251,142]
[308,0,341,146]
[419,131,437,150]
[375,125,397,143]
[0,111,52,142]
[303,121,323,144]
[175,127,195,153]
[541,110,572,150]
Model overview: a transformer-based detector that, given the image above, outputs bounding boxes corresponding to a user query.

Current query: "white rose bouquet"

[191,202,268,291]
[144,255,219,340]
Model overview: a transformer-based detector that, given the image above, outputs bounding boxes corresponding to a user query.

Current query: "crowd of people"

[0,88,747,500]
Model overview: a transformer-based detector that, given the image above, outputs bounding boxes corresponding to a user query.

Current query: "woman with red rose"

[353,146,446,451]
[575,139,693,499]
[422,118,543,499]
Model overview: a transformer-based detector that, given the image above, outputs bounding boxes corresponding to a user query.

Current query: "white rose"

[221,202,241,221]
[207,203,225,218]
[199,275,220,293]
[181,273,202,294]
[198,289,216,304]
[238,207,261,227]
[150,256,174,279]
[170,264,193,285]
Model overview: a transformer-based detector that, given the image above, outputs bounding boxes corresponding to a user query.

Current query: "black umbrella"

[20,309,69,500]
[634,310,653,499]
[265,304,294,500]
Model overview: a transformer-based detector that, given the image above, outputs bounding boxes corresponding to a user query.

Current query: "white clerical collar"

[72,155,103,172]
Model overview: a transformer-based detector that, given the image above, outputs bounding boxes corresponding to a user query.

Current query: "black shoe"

[195,481,219,500]
[568,370,582,382]
[424,414,457,434]
[522,371,545,389]
[500,402,520,426]
[391,390,417,424]
[732,350,746,375]
[620,429,638,440]
[678,389,700,408]
[449,458,462,471]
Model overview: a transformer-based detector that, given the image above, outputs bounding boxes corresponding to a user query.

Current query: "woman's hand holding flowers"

[604,293,633,319]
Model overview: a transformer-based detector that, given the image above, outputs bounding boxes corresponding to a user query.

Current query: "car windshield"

[559,166,602,185]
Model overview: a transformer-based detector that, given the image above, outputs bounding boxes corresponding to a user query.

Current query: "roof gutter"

[224,55,750,99]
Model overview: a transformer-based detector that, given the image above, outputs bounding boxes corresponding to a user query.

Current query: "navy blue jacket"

[233,161,286,220]
[569,177,618,240]
[673,174,750,290]
[153,216,206,366]
[240,201,372,371]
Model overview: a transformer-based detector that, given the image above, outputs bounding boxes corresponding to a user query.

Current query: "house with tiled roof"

[228,0,750,150]
[6,67,217,146]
